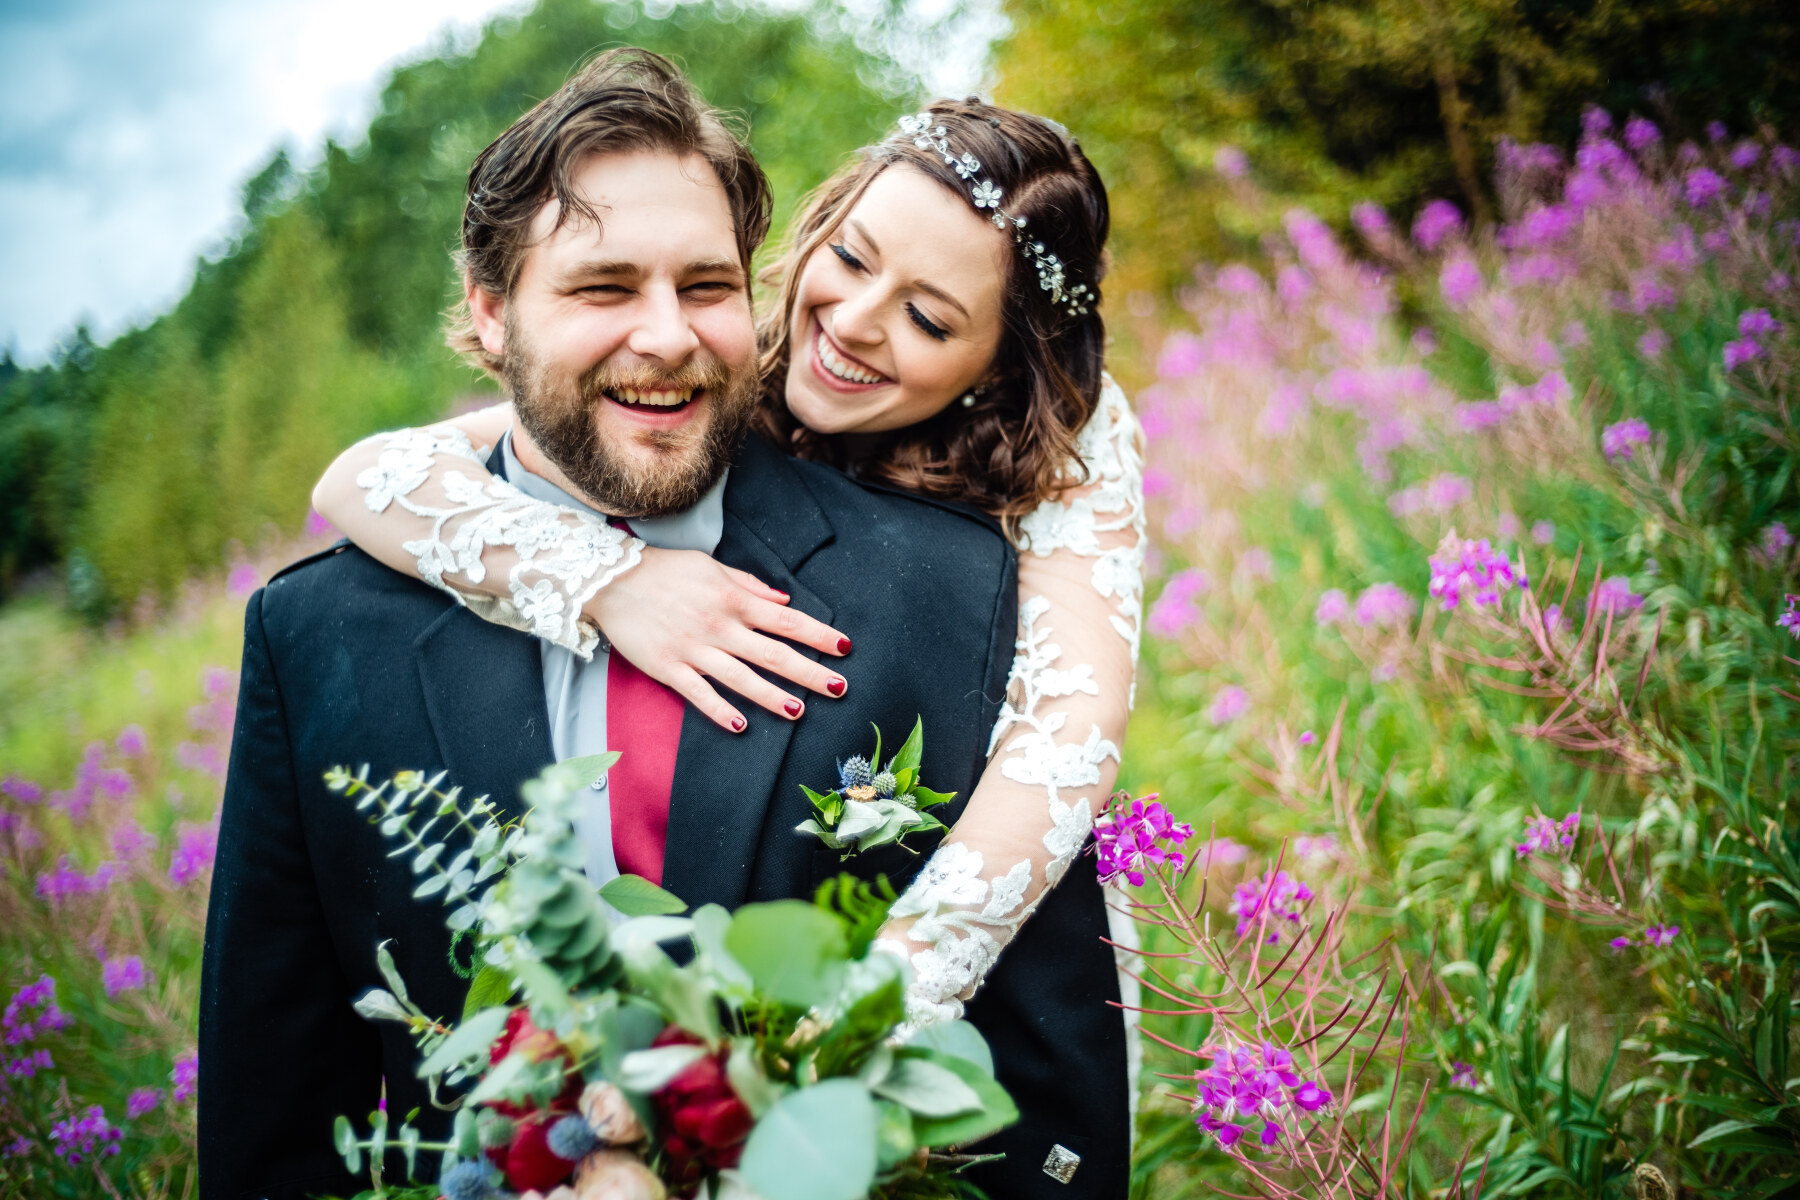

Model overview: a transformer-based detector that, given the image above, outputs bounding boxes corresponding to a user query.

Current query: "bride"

[313,95,1144,1095]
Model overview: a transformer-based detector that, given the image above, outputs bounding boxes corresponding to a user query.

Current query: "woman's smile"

[808,317,892,392]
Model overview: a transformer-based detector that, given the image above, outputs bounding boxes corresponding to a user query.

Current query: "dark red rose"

[501,1114,577,1194]
[650,1028,752,1176]
[486,1008,582,1118]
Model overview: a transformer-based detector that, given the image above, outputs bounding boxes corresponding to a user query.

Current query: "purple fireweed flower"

[202,665,235,699]
[1413,199,1464,251]
[1410,327,1438,357]
[115,725,147,757]
[1624,117,1661,152]
[1760,523,1793,561]
[1193,1041,1331,1149]
[305,509,336,537]
[1440,256,1481,308]
[1685,167,1727,207]
[1610,935,1634,952]
[112,820,156,861]
[1203,837,1250,865]
[1293,834,1338,862]
[1638,329,1670,358]
[1498,511,1522,539]
[1350,202,1389,240]
[1739,308,1782,338]
[1731,141,1762,170]
[1705,120,1728,143]
[1093,794,1194,888]
[171,1052,198,1103]
[126,1087,164,1119]
[1450,1061,1479,1089]
[1428,536,1528,611]
[1602,418,1652,461]
[1532,521,1556,545]
[1589,576,1645,615]
[1354,582,1415,629]
[1298,730,1316,746]
[226,564,260,597]
[1778,595,1800,638]
[1230,871,1314,943]
[0,774,43,803]
[1158,333,1204,379]
[35,856,120,903]
[4,1048,54,1079]
[1702,228,1731,253]
[1644,923,1681,947]
[1216,264,1263,296]
[1276,266,1313,306]
[1723,338,1764,370]
[1148,569,1210,639]
[1208,685,1250,726]
[1314,589,1349,626]
[169,824,218,885]
[1214,145,1248,180]
[1516,810,1581,859]
[101,955,148,999]
[1580,106,1612,138]
[1,1135,31,1159]
[1240,547,1274,580]
[49,1106,121,1166]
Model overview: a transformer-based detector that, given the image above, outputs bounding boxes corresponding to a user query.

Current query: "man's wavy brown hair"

[753,99,1110,530]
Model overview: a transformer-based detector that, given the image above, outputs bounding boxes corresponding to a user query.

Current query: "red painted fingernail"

[772,589,789,601]
[784,699,803,717]
[827,677,846,697]
[836,636,852,655]
[730,716,746,733]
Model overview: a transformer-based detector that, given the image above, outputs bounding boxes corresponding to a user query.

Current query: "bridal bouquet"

[325,756,1014,1200]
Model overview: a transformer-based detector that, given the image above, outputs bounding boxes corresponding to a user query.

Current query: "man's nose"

[625,283,701,364]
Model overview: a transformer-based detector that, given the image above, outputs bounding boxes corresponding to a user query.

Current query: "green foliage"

[996,0,1800,298]
[4,0,902,615]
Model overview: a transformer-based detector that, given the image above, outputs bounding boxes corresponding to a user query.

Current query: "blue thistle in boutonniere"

[797,718,956,857]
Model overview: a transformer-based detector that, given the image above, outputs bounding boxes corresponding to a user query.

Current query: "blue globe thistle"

[871,771,898,799]
[441,1160,493,1200]
[547,1113,599,1161]
[838,756,873,789]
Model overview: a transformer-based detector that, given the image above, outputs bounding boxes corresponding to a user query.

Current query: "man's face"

[473,149,760,517]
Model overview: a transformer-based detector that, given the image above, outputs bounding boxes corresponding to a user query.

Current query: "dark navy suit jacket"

[198,431,1128,1199]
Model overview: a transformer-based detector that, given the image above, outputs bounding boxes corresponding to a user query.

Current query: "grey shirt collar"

[500,428,727,555]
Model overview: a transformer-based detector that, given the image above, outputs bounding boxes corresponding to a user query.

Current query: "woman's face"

[784,164,1010,435]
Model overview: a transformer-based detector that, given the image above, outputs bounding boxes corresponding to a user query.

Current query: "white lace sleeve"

[880,376,1145,1026]
[337,426,643,658]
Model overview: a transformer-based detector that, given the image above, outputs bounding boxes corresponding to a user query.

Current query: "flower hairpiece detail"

[896,113,1094,319]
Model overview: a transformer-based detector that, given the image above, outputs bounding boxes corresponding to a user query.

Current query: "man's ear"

[466,274,506,359]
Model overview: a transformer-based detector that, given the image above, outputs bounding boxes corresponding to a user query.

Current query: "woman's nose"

[828,289,884,350]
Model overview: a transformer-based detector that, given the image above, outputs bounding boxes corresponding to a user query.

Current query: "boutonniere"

[796,718,957,857]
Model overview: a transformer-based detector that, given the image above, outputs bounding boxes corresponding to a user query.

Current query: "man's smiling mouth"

[605,386,697,411]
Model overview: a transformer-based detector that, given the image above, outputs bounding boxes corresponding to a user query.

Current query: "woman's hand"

[588,547,851,732]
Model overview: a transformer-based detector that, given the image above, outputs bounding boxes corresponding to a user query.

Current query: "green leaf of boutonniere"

[795,718,957,859]
[600,873,689,916]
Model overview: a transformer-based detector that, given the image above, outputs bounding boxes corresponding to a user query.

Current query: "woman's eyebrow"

[847,219,969,320]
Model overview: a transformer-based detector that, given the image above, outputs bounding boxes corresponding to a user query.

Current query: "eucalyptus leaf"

[618,1043,707,1092]
[901,1021,994,1075]
[871,1056,984,1116]
[374,941,413,1007]
[903,1050,1018,1148]
[739,1078,878,1200]
[600,873,689,916]
[418,1006,510,1078]
[727,1039,787,1117]
[352,988,413,1025]
[462,965,514,1022]
[725,901,848,1008]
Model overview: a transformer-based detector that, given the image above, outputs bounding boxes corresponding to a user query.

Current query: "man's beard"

[502,315,759,519]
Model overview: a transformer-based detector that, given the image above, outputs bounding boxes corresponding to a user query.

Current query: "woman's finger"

[660,663,750,734]
[739,595,852,657]
[722,565,792,605]
[693,648,808,721]
[726,628,849,699]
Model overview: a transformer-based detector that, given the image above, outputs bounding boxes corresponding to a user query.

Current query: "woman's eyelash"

[905,303,949,341]
[829,242,864,271]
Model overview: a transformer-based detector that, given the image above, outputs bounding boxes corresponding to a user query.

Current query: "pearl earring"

[960,392,977,408]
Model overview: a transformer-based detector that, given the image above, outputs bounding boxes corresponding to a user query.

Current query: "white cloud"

[0,0,528,364]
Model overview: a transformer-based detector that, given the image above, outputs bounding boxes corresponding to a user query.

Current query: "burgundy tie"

[604,520,682,885]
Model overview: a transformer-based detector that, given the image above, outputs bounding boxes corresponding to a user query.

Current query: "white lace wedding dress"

[315,379,1145,1072]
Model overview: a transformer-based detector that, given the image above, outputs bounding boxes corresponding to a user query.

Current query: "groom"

[200,49,1125,1200]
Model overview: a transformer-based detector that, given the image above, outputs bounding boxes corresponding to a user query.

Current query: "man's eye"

[683,281,734,295]
[829,243,865,272]
[580,284,630,295]
[905,303,949,342]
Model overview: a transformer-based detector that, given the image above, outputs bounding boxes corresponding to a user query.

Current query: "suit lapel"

[661,436,835,911]
[414,605,553,824]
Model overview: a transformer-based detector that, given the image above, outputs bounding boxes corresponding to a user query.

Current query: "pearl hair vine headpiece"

[896,112,1094,319]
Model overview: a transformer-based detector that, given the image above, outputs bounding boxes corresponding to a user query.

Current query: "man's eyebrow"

[847,219,968,320]
[558,258,744,282]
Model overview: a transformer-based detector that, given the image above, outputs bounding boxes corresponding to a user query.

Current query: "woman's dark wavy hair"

[753,98,1110,531]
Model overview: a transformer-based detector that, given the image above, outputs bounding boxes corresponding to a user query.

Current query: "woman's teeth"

[610,387,694,407]
[817,332,885,385]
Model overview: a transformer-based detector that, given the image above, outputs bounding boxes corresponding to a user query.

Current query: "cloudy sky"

[0,0,531,365]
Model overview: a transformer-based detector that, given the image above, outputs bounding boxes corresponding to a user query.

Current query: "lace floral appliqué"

[885,379,1146,1026]
[356,429,642,657]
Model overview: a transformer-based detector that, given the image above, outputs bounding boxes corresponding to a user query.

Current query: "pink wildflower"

[1610,935,1634,953]
[171,1052,198,1103]
[1532,520,1556,545]
[1589,575,1644,615]
[101,955,148,999]
[1,775,43,803]
[1157,333,1204,379]
[1214,146,1248,180]
[1624,117,1661,152]
[1450,1061,1479,1089]
[1723,338,1763,370]
[226,564,260,597]
[1093,794,1194,888]
[1602,418,1652,460]
[1440,256,1481,308]
[1314,589,1349,626]
[49,1107,121,1166]
[1516,810,1581,858]
[1760,523,1792,561]
[1739,308,1782,338]
[168,824,218,885]
[1428,536,1528,611]
[1229,871,1314,943]
[1638,329,1669,358]
[116,725,147,757]
[1148,569,1210,639]
[1353,582,1415,628]
[1350,203,1389,240]
[126,1088,163,1119]
[1413,199,1464,251]
[304,509,336,538]
[1643,923,1681,947]
[1208,685,1250,726]
[1193,1041,1331,1150]
[1777,595,1800,638]
[1684,167,1727,207]
[1730,141,1761,170]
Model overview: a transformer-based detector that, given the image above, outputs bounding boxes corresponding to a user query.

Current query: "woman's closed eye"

[905,303,949,341]
[829,242,865,272]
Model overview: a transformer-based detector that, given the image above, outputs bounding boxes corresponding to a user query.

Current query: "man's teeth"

[612,387,694,407]
[818,333,885,385]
